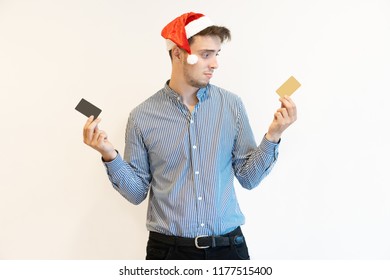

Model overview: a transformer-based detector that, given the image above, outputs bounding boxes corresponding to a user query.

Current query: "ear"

[171,46,183,61]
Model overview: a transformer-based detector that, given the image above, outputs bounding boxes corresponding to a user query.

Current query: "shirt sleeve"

[103,113,151,205]
[232,98,280,189]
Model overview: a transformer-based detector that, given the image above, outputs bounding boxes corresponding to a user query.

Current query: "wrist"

[102,150,117,162]
[265,132,281,143]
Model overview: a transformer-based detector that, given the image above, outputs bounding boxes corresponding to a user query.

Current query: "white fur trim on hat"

[165,39,176,51]
[185,16,214,39]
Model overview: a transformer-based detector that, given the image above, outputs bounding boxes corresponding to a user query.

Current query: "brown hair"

[169,25,231,59]
[188,25,231,45]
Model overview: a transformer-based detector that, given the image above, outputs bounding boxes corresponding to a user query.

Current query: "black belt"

[149,227,245,249]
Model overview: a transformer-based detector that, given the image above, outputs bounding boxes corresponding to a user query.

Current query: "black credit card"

[75,98,102,120]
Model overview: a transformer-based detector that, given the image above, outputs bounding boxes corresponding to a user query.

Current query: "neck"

[168,75,199,110]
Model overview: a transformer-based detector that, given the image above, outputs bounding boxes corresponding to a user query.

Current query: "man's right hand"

[83,116,117,162]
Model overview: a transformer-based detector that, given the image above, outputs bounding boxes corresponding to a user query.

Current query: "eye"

[202,52,210,59]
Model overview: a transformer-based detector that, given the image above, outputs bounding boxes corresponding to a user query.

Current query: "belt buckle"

[195,235,210,249]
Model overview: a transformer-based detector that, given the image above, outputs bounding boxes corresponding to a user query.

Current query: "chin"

[189,80,208,88]
[199,82,209,88]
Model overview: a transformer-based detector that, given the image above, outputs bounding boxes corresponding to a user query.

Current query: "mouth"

[204,73,213,79]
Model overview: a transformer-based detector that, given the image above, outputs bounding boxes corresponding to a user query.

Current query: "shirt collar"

[164,80,209,103]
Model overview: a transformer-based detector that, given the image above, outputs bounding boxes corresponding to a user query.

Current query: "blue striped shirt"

[104,82,279,238]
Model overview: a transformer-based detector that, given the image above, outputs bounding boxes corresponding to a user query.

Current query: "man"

[83,12,297,260]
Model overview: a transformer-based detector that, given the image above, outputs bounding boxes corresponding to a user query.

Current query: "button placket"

[189,113,206,233]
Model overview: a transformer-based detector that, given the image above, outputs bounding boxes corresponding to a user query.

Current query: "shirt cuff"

[102,151,124,175]
[260,134,280,155]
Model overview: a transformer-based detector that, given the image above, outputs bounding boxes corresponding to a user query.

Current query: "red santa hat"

[161,12,214,64]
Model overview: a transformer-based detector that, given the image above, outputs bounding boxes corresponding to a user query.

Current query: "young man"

[83,12,297,260]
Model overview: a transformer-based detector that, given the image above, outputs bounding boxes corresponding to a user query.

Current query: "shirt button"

[193,145,197,149]
[198,196,202,200]
[195,171,199,175]
[200,223,205,227]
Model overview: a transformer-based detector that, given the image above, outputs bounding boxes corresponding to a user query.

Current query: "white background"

[1,0,389,259]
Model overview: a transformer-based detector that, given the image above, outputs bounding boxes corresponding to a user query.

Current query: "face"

[182,35,221,88]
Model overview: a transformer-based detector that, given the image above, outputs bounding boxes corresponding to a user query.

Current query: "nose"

[210,55,219,70]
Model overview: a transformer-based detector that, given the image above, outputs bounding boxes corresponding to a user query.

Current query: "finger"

[284,95,295,105]
[83,116,97,138]
[279,96,295,108]
[276,108,290,123]
[83,116,94,139]
[274,111,284,123]
[97,131,108,144]
[91,126,102,145]
[279,97,297,119]
[86,118,101,144]
[277,108,289,118]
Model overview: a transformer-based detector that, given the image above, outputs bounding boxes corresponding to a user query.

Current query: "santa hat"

[161,12,214,64]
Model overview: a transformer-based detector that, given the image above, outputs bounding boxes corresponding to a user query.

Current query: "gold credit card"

[276,76,301,97]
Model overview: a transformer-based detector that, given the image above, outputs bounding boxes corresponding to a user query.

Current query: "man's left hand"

[266,95,297,143]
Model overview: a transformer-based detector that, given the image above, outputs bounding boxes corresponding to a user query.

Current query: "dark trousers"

[146,227,250,260]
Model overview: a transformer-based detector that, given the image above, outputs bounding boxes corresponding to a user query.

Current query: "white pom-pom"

[187,54,198,64]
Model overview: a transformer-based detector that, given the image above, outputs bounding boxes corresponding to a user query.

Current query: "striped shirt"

[104,82,279,238]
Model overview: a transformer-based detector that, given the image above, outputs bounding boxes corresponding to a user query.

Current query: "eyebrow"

[196,49,221,53]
